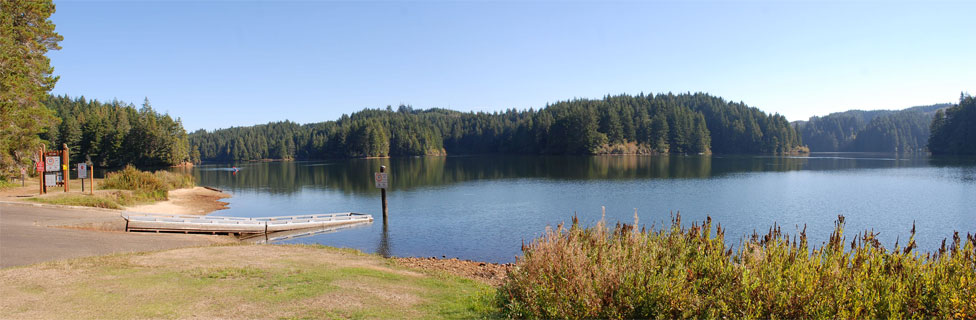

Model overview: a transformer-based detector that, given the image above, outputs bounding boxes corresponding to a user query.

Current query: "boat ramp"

[122,212,373,238]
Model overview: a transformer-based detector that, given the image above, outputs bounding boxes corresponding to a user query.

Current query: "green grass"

[499,212,976,319]
[0,245,497,319]
[0,178,19,190]
[26,190,152,209]
[26,194,125,209]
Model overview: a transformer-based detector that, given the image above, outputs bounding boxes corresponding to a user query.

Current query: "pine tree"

[0,0,63,179]
[929,94,976,155]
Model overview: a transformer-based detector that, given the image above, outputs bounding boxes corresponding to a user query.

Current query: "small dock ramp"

[122,212,373,236]
[243,222,371,243]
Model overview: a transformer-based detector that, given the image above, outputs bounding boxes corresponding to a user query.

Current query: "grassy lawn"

[26,192,128,209]
[0,244,498,319]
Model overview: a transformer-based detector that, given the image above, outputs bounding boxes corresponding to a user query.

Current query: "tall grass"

[499,211,975,319]
[99,165,193,201]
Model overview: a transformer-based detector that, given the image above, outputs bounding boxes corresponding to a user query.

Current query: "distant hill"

[794,103,952,153]
[189,92,804,161]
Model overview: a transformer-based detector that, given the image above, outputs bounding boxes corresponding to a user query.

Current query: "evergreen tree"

[0,0,62,179]
[41,95,190,167]
[929,94,976,155]
[649,115,669,152]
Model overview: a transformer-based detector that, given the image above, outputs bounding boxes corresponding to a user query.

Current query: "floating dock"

[122,212,373,236]
[243,221,371,243]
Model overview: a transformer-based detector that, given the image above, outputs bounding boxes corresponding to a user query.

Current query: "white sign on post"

[44,174,57,187]
[374,172,388,189]
[44,156,60,172]
[78,163,88,179]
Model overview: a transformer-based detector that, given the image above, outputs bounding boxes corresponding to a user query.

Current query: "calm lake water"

[186,153,976,263]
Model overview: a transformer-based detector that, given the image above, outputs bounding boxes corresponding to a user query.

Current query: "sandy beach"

[125,187,230,215]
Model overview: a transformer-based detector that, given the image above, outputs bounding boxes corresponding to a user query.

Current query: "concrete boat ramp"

[122,212,373,237]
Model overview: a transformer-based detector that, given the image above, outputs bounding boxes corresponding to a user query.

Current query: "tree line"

[794,104,949,153]
[929,94,976,155]
[41,95,190,167]
[189,92,804,162]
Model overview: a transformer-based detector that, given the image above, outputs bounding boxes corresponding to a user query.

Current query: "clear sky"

[49,0,974,131]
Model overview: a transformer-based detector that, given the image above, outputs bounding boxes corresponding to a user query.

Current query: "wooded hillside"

[794,104,949,153]
[929,94,976,155]
[189,92,803,161]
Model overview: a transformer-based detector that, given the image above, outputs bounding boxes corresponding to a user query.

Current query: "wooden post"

[380,165,388,221]
[90,164,94,195]
[62,144,69,192]
[39,145,45,194]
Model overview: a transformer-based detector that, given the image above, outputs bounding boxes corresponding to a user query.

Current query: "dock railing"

[121,212,373,236]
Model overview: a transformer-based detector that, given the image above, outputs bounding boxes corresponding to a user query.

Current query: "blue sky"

[49,1,974,131]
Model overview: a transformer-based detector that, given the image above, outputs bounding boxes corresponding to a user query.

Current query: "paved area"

[0,202,228,268]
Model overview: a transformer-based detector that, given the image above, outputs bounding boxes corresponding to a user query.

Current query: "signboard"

[78,163,88,179]
[44,156,60,172]
[374,172,388,189]
[20,167,26,176]
[44,174,57,187]
[35,161,43,173]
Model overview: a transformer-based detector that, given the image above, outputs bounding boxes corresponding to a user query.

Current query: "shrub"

[0,178,17,190]
[499,211,976,319]
[100,165,193,201]
[153,170,194,190]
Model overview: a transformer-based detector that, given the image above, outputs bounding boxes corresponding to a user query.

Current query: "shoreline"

[393,256,512,286]
[125,186,231,215]
[0,198,510,287]
[1,179,232,215]
[3,181,514,287]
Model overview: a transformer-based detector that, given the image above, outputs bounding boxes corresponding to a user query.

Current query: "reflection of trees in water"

[928,156,976,182]
[191,155,966,195]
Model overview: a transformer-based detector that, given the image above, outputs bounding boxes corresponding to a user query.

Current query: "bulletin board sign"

[44,156,61,172]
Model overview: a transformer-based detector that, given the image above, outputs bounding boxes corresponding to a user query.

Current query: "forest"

[793,104,949,153]
[188,92,804,161]
[929,94,976,155]
[41,95,190,167]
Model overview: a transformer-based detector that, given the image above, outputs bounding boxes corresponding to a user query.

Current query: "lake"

[186,153,976,263]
